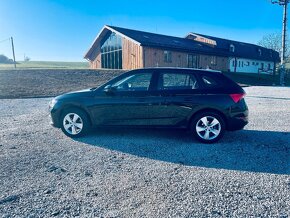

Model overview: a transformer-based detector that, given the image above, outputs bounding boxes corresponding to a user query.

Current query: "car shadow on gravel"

[75,128,290,175]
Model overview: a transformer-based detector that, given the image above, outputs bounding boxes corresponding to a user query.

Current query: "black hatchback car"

[49,68,248,143]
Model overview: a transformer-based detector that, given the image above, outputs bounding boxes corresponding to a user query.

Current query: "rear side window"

[158,73,199,90]
[201,75,219,88]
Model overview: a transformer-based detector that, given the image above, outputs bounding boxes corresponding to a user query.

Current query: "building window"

[101,32,122,69]
[229,44,235,52]
[258,48,262,56]
[164,51,172,63]
[188,54,199,68]
[211,56,217,65]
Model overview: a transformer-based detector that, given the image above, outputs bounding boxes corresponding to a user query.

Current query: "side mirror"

[103,85,116,95]
[122,82,129,90]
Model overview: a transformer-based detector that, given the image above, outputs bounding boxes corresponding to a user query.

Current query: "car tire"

[60,108,90,138]
[190,112,225,143]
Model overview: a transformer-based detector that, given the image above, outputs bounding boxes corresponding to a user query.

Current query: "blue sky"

[0,0,284,62]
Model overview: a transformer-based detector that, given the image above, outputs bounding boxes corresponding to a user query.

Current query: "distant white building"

[229,58,275,74]
[186,33,279,74]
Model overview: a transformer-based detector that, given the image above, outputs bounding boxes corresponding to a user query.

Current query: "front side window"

[112,73,152,91]
[158,73,199,90]
[164,51,172,63]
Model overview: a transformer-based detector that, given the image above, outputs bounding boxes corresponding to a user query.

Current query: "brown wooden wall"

[144,47,187,68]
[89,45,101,69]
[122,38,143,70]
[143,47,228,71]
[199,55,228,71]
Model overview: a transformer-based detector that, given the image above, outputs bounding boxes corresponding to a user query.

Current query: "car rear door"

[147,70,202,127]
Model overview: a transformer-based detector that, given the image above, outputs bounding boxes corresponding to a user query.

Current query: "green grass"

[0,61,89,69]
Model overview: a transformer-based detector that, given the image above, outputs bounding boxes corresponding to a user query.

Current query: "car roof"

[134,67,222,74]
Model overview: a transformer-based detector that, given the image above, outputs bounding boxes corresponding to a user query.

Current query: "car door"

[147,70,202,127]
[90,71,154,126]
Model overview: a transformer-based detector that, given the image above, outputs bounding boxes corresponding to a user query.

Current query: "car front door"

[91,71,154,126]
[148,70,202,127]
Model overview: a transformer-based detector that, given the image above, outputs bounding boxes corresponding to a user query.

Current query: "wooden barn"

[84,25,279,74]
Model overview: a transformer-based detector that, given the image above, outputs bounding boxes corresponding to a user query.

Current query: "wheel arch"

[59,104,93,127]
[188,108,228,130]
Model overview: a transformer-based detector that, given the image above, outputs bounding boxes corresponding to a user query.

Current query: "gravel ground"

[0,86,289,217]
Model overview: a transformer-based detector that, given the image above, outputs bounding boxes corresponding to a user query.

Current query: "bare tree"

[0,54,14,64]
[257,32,290,60]
[24,56,31,62]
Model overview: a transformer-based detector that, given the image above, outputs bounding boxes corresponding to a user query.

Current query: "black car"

[49,68,248,143]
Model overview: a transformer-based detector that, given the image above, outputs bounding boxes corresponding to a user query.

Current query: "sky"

[0,0,285,62]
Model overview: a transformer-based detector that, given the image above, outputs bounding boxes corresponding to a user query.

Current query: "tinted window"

[112,73,152,91]
[158,73,199,90]
[201,75,219,87]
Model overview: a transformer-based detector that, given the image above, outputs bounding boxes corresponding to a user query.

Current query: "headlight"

[49,99,57,110]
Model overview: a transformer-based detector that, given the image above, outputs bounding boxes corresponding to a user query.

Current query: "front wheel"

[60,108,90,138]
[191,112,225,143]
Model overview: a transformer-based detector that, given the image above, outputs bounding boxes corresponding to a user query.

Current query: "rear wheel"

[60,108,90,138]
[191,112,225,143]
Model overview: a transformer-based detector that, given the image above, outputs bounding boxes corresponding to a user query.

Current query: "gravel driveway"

[0,86,289,217]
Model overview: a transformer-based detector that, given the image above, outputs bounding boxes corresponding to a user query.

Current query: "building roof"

[187,32,280,62]
[106,25,229,56]
[85,25,280,62]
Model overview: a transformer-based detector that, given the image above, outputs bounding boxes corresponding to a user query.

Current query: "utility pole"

[272,0,289,86]
[10,37,16,69]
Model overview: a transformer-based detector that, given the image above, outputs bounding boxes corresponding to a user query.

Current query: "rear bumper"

[226,98,249,131]
[227,114,248,131]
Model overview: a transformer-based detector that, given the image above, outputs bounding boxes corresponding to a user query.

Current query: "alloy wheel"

[195,116,221,140]
[63,113,83,135]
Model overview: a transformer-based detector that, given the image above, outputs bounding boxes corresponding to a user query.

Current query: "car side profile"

[49,68,248,143]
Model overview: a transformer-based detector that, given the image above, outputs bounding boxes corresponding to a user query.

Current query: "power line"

[0,38,10,44]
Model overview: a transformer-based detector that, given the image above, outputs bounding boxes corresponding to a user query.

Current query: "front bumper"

[48,99,62,128]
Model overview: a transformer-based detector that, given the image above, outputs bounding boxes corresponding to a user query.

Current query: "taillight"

[230,93,245,103]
